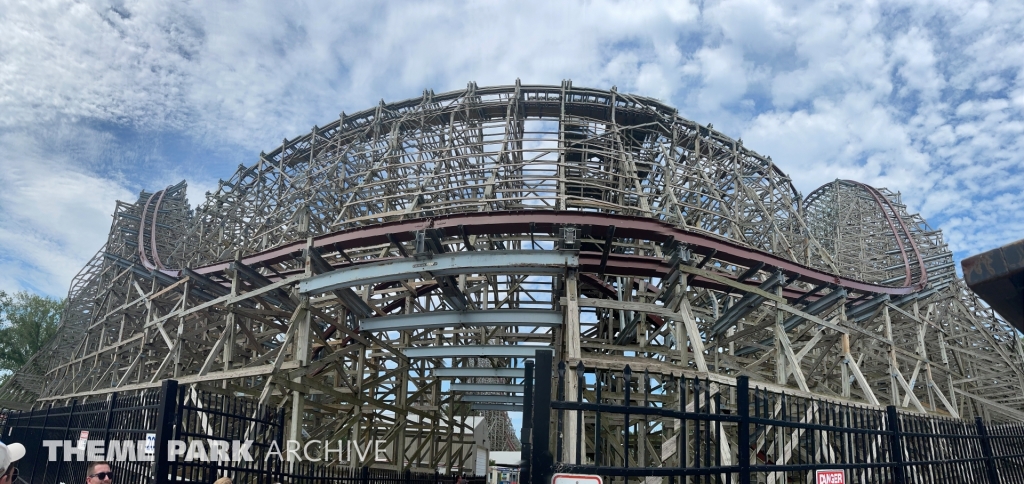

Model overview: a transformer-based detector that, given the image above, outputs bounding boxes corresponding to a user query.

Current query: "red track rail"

[804,180,927,289]
[193,210,928,296]
[137,188,168,271]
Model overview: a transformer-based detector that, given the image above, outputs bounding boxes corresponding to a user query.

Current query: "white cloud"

[1,0,1024,298]
[892,28,944,100]
[0,129,134,295]
[0,1,200,130]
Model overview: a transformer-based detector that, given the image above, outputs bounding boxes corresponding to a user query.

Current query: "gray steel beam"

[299,250,579,294]
[471,404,525,412]
[433,368,526,378]
[361,309,563,332]
[404,345,547,358]
[783,287,847,331]
[468,403,524,411]
[709,271,786,337]
[734,287,850,357]
[451,384,524,393]
[459,395,522,404]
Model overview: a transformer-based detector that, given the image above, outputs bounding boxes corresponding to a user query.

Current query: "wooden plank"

[38,361,301,401]
[677,264,784,304]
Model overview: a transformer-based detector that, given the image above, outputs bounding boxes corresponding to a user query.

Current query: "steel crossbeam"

[300,250,579,294]
[450,384,524,393]
[361,309,563,332]
[404,345,546,359]
[433,368,526,378]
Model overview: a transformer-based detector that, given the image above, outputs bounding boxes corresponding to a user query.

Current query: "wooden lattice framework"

[2,81,1022,473]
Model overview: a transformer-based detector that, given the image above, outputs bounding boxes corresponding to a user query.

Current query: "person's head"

[0,441,25,484]
[213,478,233,484]
[86,461,112,483]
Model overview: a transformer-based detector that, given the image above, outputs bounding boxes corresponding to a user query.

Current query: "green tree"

[0,290,63,375]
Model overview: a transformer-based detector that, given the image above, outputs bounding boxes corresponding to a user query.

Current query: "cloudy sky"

[1,0,1022,298]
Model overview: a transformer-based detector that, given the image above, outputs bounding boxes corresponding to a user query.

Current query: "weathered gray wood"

[3,83,1019,471]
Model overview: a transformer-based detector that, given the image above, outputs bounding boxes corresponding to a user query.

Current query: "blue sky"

[1,0,1023,297]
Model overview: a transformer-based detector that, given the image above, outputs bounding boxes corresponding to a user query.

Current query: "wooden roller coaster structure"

[2,80,1021,473]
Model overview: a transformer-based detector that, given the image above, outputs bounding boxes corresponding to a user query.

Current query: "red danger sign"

[815,470,845,484]
[552,474,603,484]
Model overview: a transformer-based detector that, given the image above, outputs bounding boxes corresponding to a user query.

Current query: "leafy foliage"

[0,290,63,375]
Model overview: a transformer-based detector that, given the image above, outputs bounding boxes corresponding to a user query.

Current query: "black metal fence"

[3,385,163,483]
[522,350,1024,484]
[162,381,286,483]
[1,380,485,484]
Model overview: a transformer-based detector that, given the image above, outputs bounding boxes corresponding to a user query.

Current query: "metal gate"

[522,350,1024,484]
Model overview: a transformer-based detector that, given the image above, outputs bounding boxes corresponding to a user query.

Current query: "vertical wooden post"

[841,334,852,398]
[562,269,580,464]
[884,306,900,406]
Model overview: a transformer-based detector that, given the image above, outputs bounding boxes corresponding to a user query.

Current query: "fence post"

[531,350,553,484]
[885,406,907,484]
[521,359,534,484]
[152,379,179,484]
[103,392,117,447]
[52,399,77,482]
[976,417,1001,484]
[361,465,370,484]
[29,405,52,483]
[276,408,286,483]
[737,377,750,484]
[405,468,412,484]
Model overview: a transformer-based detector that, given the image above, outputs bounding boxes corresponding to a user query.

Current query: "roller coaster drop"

[3,81,1022,471]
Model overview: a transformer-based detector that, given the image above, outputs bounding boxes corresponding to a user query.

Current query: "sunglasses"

[89,471,114,480]
[6,468,17,481]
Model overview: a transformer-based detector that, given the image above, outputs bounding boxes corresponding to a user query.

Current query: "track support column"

[562,269,581,464]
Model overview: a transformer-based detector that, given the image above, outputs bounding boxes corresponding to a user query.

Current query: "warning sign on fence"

[552,474,603,484]
[144,433,156,455]
[815,470,845,484]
